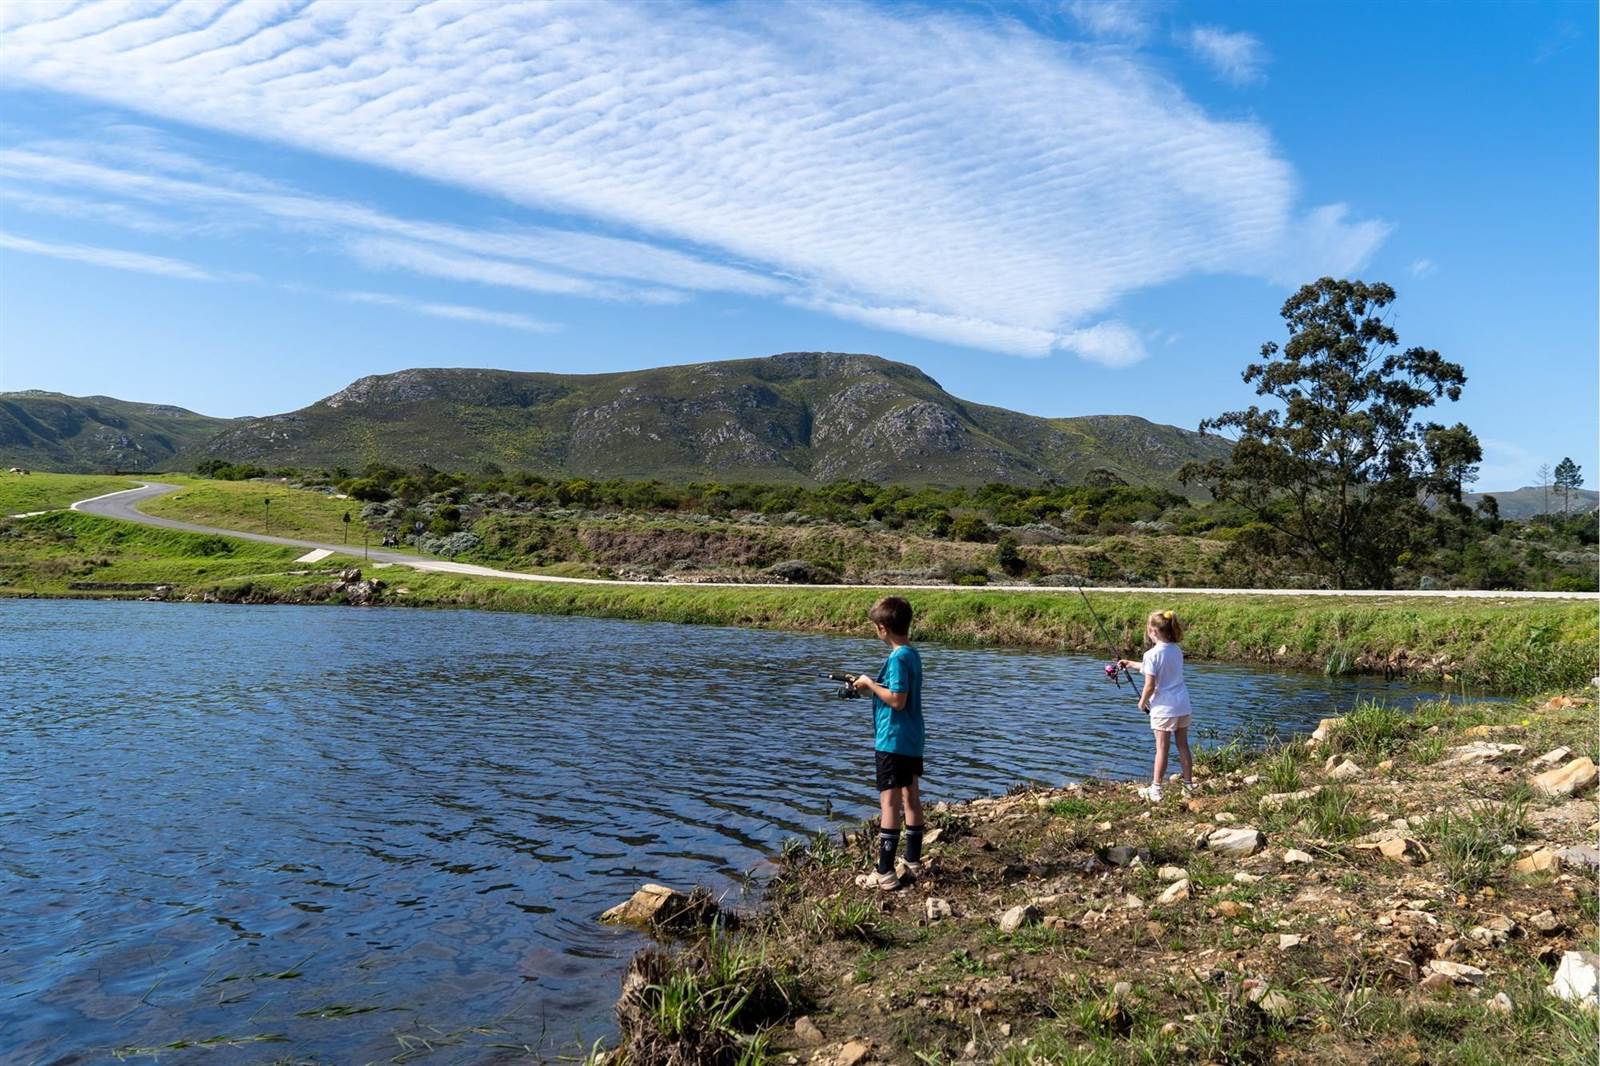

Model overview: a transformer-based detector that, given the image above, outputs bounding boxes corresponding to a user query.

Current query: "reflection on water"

[1,600,1440,1061]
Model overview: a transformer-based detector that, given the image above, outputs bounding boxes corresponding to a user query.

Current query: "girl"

[1118,609,1194,802]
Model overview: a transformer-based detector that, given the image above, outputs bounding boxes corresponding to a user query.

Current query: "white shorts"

[1150,714,1190,734]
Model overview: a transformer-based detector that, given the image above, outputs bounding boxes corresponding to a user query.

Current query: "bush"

[952,513,993,542]
[996,535,1026,577]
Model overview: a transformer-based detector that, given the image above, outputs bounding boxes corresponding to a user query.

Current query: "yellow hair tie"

[1161,610,1173,619]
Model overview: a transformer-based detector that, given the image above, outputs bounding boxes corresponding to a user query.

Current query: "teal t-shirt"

[873,644,924,756]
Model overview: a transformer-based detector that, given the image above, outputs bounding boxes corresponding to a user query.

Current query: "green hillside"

[0,391,235,473]
[188,352,1230,489]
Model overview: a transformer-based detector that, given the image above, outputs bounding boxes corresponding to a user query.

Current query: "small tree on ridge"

[1182,278,1480,589]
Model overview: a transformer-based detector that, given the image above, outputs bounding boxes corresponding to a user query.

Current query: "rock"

[1216,900,1249,918]
[1464,723,1525,737]
[837,1040,872,1066]
[1260,787,1322,811]
[1160,1021,1180,1037]
[1418,972,1455,993]
[1531,757,1599,799]
[1158,879,1191,905]
[1122,894,1144,910]
[1530,910,1562,934]
[1376,759,1394,772]
[1488,992,1514,1015]
[1043,914,1069,931]
[1469,915,1518,945]
[1213,812,1238,824]
[1434,938,1463,959]
[1547,951,1600,1008]
[1442,742,1528,767]
[1101,845,1148,868]
[1233,872,1262,884]
[1308,717,1345,747]
[926,897,953,922]
[999,903,1041,933]
[1113,980,1133,997]
[1427,960,1485,986]
[1329,759,1365,781]
[1378,837,1425,865]
[1514,848,1563,875]
[1558,845,1600,870]
[922,827,944,846]
[599,883,716,928]
[1157,865,1189,882]
[794,1016,826,1046]
[1205,826,1267,858]
[1531,746,1573,769]
[1278,933,1303,950]
[1257,990,1293,1018]
[1242,774,1260,786]
[1283,848,1314,865]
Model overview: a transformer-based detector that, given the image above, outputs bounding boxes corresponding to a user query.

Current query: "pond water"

[2,600,1442,1062]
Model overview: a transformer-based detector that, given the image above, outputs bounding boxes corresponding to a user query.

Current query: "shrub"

[952,513,993,542]
[996,535,1026,577]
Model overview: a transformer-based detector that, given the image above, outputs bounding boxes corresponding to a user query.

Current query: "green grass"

[140,478,378,546]
[0,472,137,514]
[1427,795,1531,891]
[0,511,337,594]
[3,508,1595,693]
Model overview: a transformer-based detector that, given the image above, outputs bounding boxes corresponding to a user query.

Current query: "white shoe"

[1181,780,1199,795]
[1138,784,1164,803]
[855,869,901,891]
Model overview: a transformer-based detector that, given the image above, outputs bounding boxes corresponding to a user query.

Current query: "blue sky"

[0,0,1592,491]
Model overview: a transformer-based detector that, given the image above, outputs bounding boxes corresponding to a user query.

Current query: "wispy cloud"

[0,230,221,281]
[1184,26,1269,85]
[341,291,558,333]
[0,1,1381,363]
[1066,1,1155,42]
[1410,258,1438,279]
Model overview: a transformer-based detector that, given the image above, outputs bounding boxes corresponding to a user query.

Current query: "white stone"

[1547,951,1600,1008]
[1206,826,1267,858]
[1283,849,1314,865]
[1442,742,1528,767]
[998,904,1040,933]
[1329,759,1365,781]
[1531,757,1599,799]
[1157,865,1189,882]
[1532,746,1573,768]
[1158,879,1191,905]
[1427,960,1485,986]
[1278,933,1303,950]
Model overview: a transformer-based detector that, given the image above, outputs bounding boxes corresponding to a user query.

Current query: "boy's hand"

[851,674,873,693]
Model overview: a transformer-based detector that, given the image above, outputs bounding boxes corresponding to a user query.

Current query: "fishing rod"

[1052,544,1140,701]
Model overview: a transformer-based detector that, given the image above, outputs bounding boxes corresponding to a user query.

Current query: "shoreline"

[591,690,1600,1065]
[6,562,1596,695]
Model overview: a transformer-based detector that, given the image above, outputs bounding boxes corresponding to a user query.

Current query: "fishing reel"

[824,670,863,699]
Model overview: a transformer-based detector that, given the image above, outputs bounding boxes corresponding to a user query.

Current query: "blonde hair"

[1147,609,1183,644]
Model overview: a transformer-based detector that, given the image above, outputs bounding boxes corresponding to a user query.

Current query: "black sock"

[876,828,901,875]
[903,824,925,864]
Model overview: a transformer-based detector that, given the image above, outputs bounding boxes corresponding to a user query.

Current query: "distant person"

[1117,609,1195,802]
[851,596,925,891]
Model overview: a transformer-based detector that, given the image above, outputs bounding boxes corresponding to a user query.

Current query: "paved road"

[71,482,1598,600]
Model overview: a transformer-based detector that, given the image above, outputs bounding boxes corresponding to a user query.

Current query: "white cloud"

[1066,1,1154,42]
[1410,258,1437,279]
[1477,438,1541,492]
[0,230,220,281]
[1184,26,1268,85]
[0,1,1382,363]
[341,291,558,333]
[1268,203,1393,286]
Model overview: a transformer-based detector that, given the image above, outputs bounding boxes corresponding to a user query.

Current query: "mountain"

[0,391,236,472]
[189,352,1230,490]
[1467,485,1599,520]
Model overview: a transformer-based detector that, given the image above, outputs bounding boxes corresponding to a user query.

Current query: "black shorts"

[875,750,924,791]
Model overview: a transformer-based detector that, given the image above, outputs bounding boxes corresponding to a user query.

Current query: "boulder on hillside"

[764,559,841,585]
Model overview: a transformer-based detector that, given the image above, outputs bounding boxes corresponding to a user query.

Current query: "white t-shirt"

[1141,642,1192,720]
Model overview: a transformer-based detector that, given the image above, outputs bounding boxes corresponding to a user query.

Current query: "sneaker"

[1138,784,1164,803]
[855,869,901,891]
[897,858,925,880]
[1181,780,1199,796]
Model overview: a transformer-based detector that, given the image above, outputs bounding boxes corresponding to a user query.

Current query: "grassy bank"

[597,691,1600,1064]
[139,477,380,546]
[0,471,137,514]
[3,512,1596,693]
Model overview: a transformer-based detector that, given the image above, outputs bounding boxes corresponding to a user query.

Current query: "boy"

[851,596,925,891]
